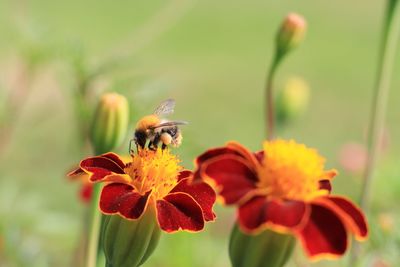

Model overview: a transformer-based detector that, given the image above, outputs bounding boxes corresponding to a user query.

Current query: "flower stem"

[359,0,400,214]
[350,1,400,264]
[265,56,279,140]
[86,184,102,267]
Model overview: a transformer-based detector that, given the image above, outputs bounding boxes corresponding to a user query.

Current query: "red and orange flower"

[69,149,216,232]
[193,139,368,259]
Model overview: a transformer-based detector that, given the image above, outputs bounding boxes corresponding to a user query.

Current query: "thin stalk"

[85,143,110,267]
[359,0,400,213]
[350,1,400,265]
[265,56,280,140]
[86,184,102,267]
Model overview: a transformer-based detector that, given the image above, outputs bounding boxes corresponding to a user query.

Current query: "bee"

[130,99,187,153]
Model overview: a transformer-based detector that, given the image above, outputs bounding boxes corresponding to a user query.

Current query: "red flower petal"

[201,155,258,204]
[195,147,240,166]
[68,153,126,179]
[316,196,368,240]
[97,174,132,184]
[170,178,216,221]
[100,183,150,219]
[319,180,332,193]
[177,170,193,182]
[80,183,93,203]
[193,147,241,181]
[297,204,348,259]
[100,152,126,169]
[238,196,309,233]
[226,141,260,168]
[156,192,204,232]
[80,156,125,182]
[67,167,85,178]
[254,150,264,164]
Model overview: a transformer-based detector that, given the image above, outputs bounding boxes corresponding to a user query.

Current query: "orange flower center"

[124,149,183,199]
[257,139,335,201]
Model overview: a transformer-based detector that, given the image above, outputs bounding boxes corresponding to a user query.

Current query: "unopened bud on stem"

[90,92,129,154]
[275,13,306,60]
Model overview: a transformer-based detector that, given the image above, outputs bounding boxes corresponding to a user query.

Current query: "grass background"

[0,0,399,266]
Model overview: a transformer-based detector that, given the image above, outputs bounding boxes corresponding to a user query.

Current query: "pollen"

[258,139,334,201]
[124,148,183,199]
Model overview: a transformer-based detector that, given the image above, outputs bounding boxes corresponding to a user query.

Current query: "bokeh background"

[0,0,399,266]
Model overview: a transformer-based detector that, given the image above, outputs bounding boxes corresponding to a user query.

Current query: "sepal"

[229,223,295,267]
[102,205,161,267]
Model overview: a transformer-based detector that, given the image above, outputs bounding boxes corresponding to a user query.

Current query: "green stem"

[351,1,400,264]
[86,184,102,267]
[86,146,111,267]
[265,55,280,140]
[359,0,400,213]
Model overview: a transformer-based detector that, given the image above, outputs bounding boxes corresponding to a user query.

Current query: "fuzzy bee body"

[131,99,186,153]
[150,124,183,150]
[134,115,161,149]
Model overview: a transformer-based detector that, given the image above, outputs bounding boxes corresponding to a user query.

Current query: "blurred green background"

[0,0,399,266]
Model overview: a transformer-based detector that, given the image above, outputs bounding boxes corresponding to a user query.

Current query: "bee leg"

[149,133,161,151]
[129,139,134,155]
[130,139,142,155]
[161,143,167,150]
[148,140,157,151]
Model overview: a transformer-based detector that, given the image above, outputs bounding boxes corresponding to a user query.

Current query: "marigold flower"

[193,139,368,259]
[69,149,216,233]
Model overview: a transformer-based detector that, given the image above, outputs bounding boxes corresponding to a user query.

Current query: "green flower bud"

[229,224,295,267]
[276,77,310,124]
[276,13,306,59]
[102,206,161,267]
[90,92,129,154]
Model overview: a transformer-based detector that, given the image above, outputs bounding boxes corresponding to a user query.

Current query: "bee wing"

[153,99,176,116]
[150,120,188,130]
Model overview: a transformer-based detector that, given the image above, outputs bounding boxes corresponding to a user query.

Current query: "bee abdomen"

[161,126,178,136]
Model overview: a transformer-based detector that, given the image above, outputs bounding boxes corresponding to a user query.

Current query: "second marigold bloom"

[69,149,216,232]
[194,139,368,259]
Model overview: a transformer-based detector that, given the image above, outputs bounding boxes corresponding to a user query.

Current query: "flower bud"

[90,92,129,154]
[102,206,161,267]
[276,77,309,124]
[229,224,295,267]
[276,13,306,58]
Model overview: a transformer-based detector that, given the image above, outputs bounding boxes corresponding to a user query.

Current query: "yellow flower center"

[124,148,183,199]
[257,139,332,201]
